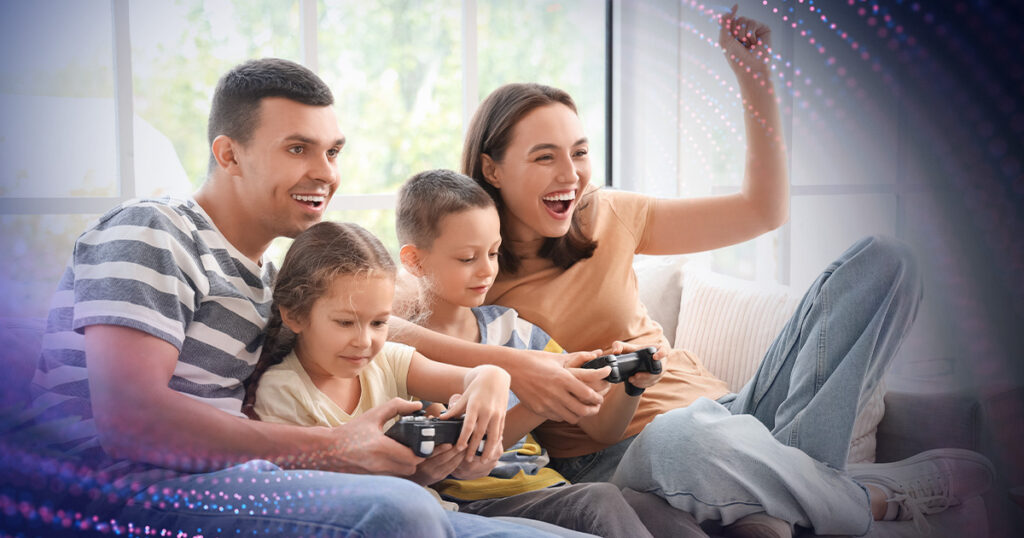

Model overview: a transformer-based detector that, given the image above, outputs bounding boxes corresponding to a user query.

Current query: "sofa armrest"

[875,387,983,463]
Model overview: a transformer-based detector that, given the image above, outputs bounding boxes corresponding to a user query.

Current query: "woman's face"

[483,103,590,242]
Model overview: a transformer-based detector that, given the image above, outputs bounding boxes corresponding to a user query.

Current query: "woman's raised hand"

[719,4,773,78]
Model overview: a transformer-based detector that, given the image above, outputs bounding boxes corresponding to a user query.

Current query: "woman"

[443,6,992,538]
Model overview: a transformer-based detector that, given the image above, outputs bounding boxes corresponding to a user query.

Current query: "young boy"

[395,169,706,538]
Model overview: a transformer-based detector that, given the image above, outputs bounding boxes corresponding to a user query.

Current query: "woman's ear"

[278,306,303,335]
[399,244,426,278]
[211,135,243,176]
[480,154,501,189]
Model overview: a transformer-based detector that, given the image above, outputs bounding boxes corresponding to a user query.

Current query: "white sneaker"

[848,448,995,532]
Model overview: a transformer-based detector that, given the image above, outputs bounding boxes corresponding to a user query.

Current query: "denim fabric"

[606,236,922,535]
[113,459,567,537]
[459,482,653,538]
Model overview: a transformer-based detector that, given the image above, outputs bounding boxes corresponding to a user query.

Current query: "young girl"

[241,221,510,502]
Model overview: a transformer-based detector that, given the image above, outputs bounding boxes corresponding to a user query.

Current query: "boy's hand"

[451,444,501,480]
[601,341,667,392]
[440,365,509,463]
[509,349,604,424]
[565,351,613,396]
[407,443,465,486]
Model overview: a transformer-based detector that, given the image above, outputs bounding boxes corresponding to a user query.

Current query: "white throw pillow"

[674,269,884,463]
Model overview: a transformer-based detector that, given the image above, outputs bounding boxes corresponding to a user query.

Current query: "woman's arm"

[641,7,788,256]
[390,316,606,423]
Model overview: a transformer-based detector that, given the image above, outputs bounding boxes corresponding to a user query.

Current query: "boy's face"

[414,206,501,309]
[233,97,346,240]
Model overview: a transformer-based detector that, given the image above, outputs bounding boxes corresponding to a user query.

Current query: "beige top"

[487,187,730,458]
[253,342,414,429]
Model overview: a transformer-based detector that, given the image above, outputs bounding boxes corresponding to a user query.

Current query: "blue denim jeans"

[557,236,922,536]
[111,459,581,537]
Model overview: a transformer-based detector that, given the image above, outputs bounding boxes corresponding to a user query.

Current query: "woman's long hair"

[241,221,396,420]
[461,82,597,274]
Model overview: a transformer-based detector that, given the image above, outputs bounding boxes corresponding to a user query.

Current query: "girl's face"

[285,273,394,380]
[482,103,591,242]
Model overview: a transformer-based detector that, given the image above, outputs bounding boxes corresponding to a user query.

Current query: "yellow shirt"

[487,187,730,458]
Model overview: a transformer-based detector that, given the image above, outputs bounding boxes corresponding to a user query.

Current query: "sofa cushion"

[673,268,885,463]
[633,254,688,346]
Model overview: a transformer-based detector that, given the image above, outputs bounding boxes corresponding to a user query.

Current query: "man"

[26,58,576,537]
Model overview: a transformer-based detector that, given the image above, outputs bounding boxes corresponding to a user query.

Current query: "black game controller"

[582,346,662,396]
[385,413,485,457]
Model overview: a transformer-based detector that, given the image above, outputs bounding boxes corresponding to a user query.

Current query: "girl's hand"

[565,351,613,397]
[407,443,466,486]
[719,4,773,78]
[601,341,667,392]
[439,365,509,463]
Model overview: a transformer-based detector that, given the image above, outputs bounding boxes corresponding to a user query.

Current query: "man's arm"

[388,316,605,423]
[86,324,423,476]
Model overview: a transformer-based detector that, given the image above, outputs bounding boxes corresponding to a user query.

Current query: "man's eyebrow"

[283,134,347,147]
[527,138,588,153]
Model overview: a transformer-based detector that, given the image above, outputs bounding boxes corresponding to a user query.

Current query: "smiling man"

[26,58,563,538]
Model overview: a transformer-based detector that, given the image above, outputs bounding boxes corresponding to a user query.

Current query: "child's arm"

[390,316,605,424]
[405,351,511,463]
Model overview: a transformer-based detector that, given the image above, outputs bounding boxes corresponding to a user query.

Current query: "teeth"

[542,190,576,202]
[292,194,326,203]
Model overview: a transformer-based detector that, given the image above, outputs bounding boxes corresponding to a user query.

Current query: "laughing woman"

[425,6,992,538]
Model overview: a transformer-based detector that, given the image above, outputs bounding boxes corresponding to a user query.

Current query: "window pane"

[0,1,118,198]
[0,214,102,318]
[318,0,463,194]
[789,194,897,291]
[478,0,607,183]
[263,210,398,269]
[131,0,302,191]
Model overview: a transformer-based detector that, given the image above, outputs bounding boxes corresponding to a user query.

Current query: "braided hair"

[242,221,396,420]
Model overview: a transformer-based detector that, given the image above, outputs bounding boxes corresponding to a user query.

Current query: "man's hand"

[450,445,501,480]
[509,350,604,424]
[322,398,426,476]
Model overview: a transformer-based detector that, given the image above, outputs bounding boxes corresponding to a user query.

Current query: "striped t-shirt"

[30,197,276,465]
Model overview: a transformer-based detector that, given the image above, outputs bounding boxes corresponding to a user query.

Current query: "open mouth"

[292,194,327,210]
[542,190,576,216]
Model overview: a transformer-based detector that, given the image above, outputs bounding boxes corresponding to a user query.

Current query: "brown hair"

[461,82,597,273]
[396,169,496,249]
[242,221,396,420]
[207,58,334,173]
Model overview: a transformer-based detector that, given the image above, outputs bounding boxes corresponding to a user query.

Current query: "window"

[0,0,607,318]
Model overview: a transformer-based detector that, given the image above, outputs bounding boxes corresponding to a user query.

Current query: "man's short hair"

[207,58,333,170]
[396,169,495,249]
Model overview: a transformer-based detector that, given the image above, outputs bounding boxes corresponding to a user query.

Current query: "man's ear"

[480,154,501,189]
[211,135,243,176]
[399,244,426,278]
[278,306,303,335]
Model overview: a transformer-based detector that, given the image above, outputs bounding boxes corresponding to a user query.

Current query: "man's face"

[233,97,345,239]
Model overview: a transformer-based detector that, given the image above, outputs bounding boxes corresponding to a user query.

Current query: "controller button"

[419,441,435,455]
[423,428,435,436]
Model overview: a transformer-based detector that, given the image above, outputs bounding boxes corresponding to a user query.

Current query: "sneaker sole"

[846,447,995,476]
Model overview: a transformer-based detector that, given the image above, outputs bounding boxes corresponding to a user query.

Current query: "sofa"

[0,255,1015,537]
